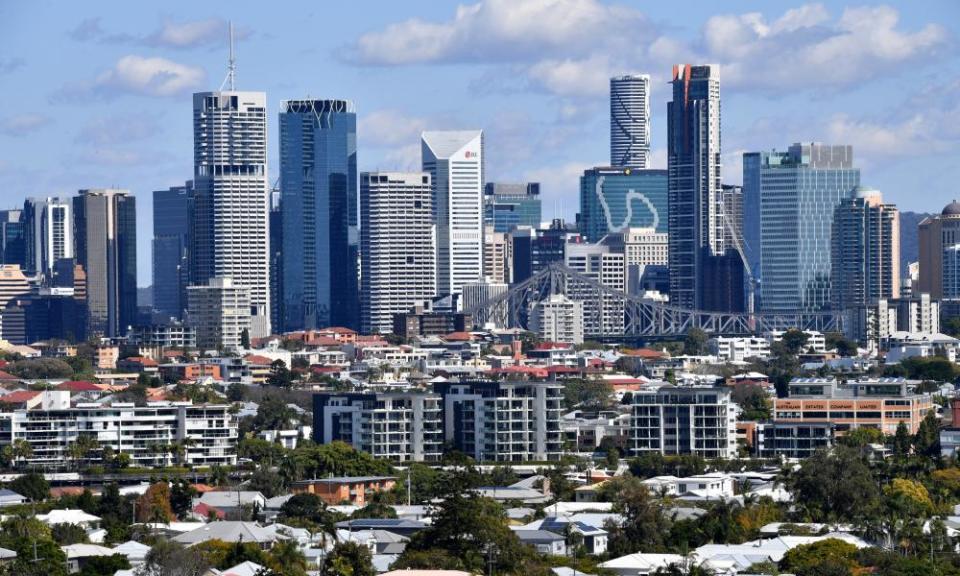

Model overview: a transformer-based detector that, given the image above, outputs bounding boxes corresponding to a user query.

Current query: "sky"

[0,0,958,287]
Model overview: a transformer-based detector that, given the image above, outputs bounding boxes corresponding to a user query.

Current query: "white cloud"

[359,110,428,148]
[704,5,949,93]
[0,114,51,137]
[343,0,651,66]
[58,56,206,100]
[526,55,615,98]
[76,114,161,145]
[146,19,246,49]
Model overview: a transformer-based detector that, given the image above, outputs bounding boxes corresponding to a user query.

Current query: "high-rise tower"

[422,130,484,298]
[610,74,651,169]
[23,197,73,278]
[279,99,358,331]
[832,186,900,310]
[153,182,193,319]
[191,90,270,337]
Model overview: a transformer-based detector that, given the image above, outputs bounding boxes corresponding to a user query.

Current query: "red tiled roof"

[320,326,357,334]
[623,348,667,359]
[444,331,473,341]
[534,342,571,350]
[0,390,39,403]
[308,336,341,347]
[192,502,225,519]
[56,381,101,392]
[0,370,20,381]
[122,356,159,366]
[546,365,581,373]
[244,354,273,366]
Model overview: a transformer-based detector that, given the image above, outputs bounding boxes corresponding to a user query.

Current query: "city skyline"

[1,1,957,287]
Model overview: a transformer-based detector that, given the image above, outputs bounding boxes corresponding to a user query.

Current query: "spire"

[220,20,236,91]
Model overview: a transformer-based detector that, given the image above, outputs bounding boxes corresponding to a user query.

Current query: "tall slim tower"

[74,189,137,338]
[359,172,436,334]
[832,186,900,310]
[610,74,651,169]
[667,64,725,310]
[279,99,358,331]
[152,182,193,319]
[191,90,270,337]
[23,197,73,278]
[422,130,484,298]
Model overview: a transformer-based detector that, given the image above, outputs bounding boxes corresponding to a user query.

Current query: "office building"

[610,74,651,169]
[313,392,443,462]
[510,220,581,284]
[720,184,744,257]
[74,189,137,338]
[192,90,270,337]
[360,172,437,335]
[621,227,668,296]
[392,302,472,339]
[2,289,86,345]
[484,225,511,284]
[280,99,359,331]
[580,167,667,242]
[0,401,237,468]
[831,187,900,310]
[462,279,508,328]
[434,380,564,462]
[484,182,541,233]
[0,265,30,310]
[23,197,72,278]
[565,239,626,336]
[919,201,960,299]
[0,209,24,268]
[774,377,935,435]
[667,64,734,310]
[152,182,193,319]
[422,130,484,297]
[744,143,861,312]
[629,385,738,458]
[187,277,251,353]
[529,294,584,344]
[269,187,283,333]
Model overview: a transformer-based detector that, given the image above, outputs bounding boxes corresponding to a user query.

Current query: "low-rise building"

[628,385,738,459]
[710,337,770,362]
[754,421,834,459]
[641,473,735,499]
[773,377,935,435]
[292,476,397,506]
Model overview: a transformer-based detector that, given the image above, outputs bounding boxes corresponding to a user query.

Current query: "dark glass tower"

[152,182,193,319]
[280,99,358,331]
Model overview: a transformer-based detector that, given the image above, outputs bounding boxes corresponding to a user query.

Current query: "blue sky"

[0,0,958,286]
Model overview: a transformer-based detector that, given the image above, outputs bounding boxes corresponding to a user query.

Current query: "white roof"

[601,553,685,571]
[38,509,101,525]
[62,543,115,559]
[221,560,266,576]
[421,130,482,159]
[173,521,283,545]
[112,540,151,559]
[195,491,266,508]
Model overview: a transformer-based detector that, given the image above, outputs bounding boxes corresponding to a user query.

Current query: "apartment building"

[710,337,770,362]
[312,392,444,462]
[753,421,834,459]
[434,380,564,462]
[773,377,935,434]
[0,401,237,468]
[629,385,738,459]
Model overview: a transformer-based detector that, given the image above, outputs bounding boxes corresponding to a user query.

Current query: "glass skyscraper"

[579,167,667,243]
[610,74,651,169]
[0,210,24,268]
[483,182,541,233]
[152,182,193,319]
[746,143,860,313]
[280,99,359,331]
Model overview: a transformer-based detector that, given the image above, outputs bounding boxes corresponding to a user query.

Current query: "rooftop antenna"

[220,21,236,91]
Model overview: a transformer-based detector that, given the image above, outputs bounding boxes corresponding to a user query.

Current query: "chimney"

[512,340,522,361]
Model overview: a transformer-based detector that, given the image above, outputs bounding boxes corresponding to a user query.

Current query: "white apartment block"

[629,385,738,459]
[710,336,770,362]
[0,401,237,468]
[313,392,444,462]
[565,241,626,336]
[765,330,826,353]
[360,172,437,334]
[530,294,584,344]
[192,91,271,337]
[422,130,484,297]
[623,227,668,266]
[187,277,252,353]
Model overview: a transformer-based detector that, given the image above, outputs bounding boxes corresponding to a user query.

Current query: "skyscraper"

[579,167,668,242]
[918,201,960,300]
[74,189,137,338]
[483,225,511,284]
[23,197,73,278]
[187,277,251,353]
[0,210,25,268]
[667,64,730,310]
[610,74,651,169]
[268,187,283,334]
[191,91,270,337]
[422,130,484,297]
[565,238,626,336]
[280,99,359,331]
[359,172,436,335]
[483,182,541,233]
[831,187,900,310]
[747,144,860,312]
[152,182,193,319]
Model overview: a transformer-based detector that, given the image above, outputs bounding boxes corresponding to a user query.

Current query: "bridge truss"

[463,263,843,339]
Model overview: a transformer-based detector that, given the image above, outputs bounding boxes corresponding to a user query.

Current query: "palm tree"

[11,439,32,467]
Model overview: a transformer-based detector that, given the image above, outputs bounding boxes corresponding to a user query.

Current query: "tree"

[779,539,859,576]
[603,476,671,556]
[893,422,912,456]
[240,328,251,349]
[265,539,308,576]
[79,554,130,576]
[170,481,196,519]
[824,332,858,357]
[779,329,810,355]
[268,360,294,388]
[6,358,74,379]
[136,482,175,523]
[913,410,941,458]
[838,427,884,449]
[253,396,299,431]
[787,447,880,522]
[683,328,708,356]
[227,382,246,402]
[9,471,49,501]
[248,469,286,498]
[562,379,615,410]
[324,542,376,576]
[731,383,771,421]
[51,522,89,545]
[136,539,211,576]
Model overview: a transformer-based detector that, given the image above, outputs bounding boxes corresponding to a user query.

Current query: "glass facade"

[152,183,193,319]
[750,144,860,312]
[483,182,541,233]
[579,167,667,242]
[280,99,359,331]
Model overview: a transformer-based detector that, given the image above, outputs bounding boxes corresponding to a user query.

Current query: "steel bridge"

[463,263,843,339]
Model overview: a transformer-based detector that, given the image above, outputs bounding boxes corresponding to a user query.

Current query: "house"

[116,357,160,374]
[112,540,151,566]
[334,519,426,538]
[192,491,267,519]
[172,521,285,549]
[221,560,267,576]
[292,476,396,506]
[601,553,686,576]
[38,509,101,530]
[0,489,26,507]
[0,547,14,566]
[641,473,735,500]
[62,543,118,574]
[472,476,553,505]
[514,530,567,556]
[537,517,608,555]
